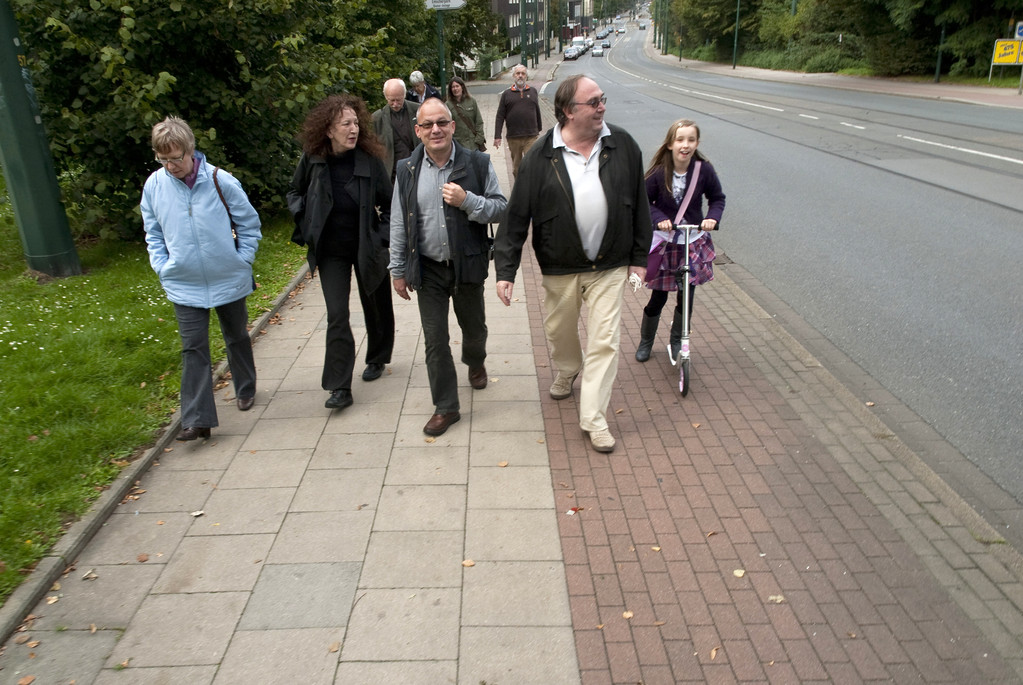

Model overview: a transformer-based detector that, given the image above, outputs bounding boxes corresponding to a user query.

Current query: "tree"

[12,0,406,238]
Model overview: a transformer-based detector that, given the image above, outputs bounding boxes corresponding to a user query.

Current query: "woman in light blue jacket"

[141,116,262,441]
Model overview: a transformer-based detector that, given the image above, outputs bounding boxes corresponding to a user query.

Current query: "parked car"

[564,46,581,60]
[591,45,604,57]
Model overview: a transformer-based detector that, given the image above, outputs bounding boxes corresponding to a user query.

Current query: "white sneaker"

[549,373,577,400]
[588,429,616,453]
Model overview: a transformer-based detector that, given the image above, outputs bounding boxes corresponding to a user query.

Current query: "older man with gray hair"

[406,70,441,103]
[372,78,420,179]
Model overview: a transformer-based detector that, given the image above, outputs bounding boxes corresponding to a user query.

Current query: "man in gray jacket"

[390,98,508,437]
[372,78,420,179]
[495,75,651,454]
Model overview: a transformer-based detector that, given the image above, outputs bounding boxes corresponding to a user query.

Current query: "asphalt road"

[548,34,1023,511]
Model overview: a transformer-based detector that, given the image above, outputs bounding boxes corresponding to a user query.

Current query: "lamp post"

[731,0,741,69]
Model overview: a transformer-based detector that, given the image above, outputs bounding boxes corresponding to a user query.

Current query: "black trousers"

[317,255,394,392]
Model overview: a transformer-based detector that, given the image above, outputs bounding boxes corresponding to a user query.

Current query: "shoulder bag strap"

[672,160,701,227]
[212,167,239,248]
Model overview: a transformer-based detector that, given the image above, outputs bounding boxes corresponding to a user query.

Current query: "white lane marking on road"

[897,134,1023,166]
[841,122,866,130]
[799,114,819,119]
[689,90,785,112]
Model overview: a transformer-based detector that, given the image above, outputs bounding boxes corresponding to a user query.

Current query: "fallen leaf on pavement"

[706,531,717,538]
[424,437,436,444]
[767,594,786,604]
[137,553,149,563]
[14,635,29,644]
[190,510,204,517]
[711,646,720,660]
[866,401,875,407]
[622,611,633,619]
[45,596,58,605]
[18,676,36,685]
[328,642,341,653]
[497,461,509,467]
[654,620,666,626]
[651,546,661,552]
[27,640,40,648]
[692,423,700,428]
[733,569,745,578]
[462,559,476,567]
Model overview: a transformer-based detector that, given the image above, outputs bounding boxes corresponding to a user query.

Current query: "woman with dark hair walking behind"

[447,77,486,152]
[636,119,726,364]
[142,116,262,441]
[288,94,395,410]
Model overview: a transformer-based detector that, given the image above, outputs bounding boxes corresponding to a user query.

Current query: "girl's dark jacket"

[287,147,393,291]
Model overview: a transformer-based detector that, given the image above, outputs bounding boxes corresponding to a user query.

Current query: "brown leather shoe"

[177,426,211,441]
[423,411,461,436]
[468,366,487,390]
[237,396,255,411]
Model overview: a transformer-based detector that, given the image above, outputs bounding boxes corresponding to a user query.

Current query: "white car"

[591,46,604,57]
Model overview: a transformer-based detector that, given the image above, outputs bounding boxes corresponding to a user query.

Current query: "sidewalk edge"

[0,264,311,644]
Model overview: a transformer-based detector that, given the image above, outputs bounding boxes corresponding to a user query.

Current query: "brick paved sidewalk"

[515,237,1023,681]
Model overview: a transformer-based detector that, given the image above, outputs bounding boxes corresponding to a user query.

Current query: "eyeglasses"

[572,96,607,108]
[416,119,453,130]
[155,153,188,165]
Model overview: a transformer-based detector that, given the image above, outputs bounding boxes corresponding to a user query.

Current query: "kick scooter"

[671,224,702,397]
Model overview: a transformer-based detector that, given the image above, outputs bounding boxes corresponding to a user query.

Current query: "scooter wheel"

[680,358,690,396]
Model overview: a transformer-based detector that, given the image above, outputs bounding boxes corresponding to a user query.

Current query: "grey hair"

[409,70,425,85]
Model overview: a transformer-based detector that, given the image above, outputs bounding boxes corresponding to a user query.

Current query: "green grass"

[0,174,304,603]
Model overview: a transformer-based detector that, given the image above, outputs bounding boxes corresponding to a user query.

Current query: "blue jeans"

[417,258,487,414]
[173,297,255,428]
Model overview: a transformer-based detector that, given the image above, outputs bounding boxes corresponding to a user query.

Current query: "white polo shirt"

[552,122,611,262]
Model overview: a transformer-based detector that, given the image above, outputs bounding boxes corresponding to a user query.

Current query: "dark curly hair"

[299,94,384,159]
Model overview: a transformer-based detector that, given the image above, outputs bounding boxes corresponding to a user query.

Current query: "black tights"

[643,285,695,323]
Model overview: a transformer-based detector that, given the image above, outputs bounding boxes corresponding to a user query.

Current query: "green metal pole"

[732,0,741,69]
[0,0,80,277]
[437,10,446,93]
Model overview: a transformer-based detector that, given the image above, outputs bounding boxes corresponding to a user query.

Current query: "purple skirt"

[646,233,715,291]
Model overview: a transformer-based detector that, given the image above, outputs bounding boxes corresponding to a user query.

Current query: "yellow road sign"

[992,39,1022,65]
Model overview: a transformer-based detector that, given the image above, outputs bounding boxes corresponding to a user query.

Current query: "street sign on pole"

[1016,21,1023,40]
[425,0,466,9]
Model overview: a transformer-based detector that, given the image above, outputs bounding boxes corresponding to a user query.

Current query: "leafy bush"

[12,0,397,240]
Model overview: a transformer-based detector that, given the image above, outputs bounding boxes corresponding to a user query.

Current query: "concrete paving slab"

[184,487,292,535]
[217,448,312,488]
[373,485,467,532]
[360,531,465,588]
[334,660,457,684]
[462,561,572,626]
[127,468,220,513]
[260,390,332,418]
[339,588,461,661]
[27,564,162,629]
[106,592,249,668]
[75,511,192,567]
[157,434,244,470]
[469,398,544,433]
[240,416,327,451]
[385,445,469,485]
[237,562,360,630]
[469,430,550,466]
[310,432,395,469]
[465,509,564,561]
[290,468,385,512]
[468,464,557,509]
[265,510,374,564]
[93,664,218,684]
[459,626,581,685]
[151,534,273,594]
[323,399,403,433]
[1,629,120,685]
[212,628,344,685]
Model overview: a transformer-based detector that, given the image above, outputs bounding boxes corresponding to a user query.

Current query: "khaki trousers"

[507,135,538,178]
[541,267,627,432]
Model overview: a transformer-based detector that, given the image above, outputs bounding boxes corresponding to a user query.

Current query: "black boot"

[667,308,684,366]
[635,313,660,362]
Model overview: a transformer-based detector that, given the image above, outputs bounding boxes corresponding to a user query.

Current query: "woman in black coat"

[288,94,395,410]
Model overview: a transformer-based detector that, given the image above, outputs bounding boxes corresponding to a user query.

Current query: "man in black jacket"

[494,75,651,453]
[389,98,508,436]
